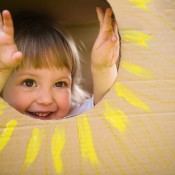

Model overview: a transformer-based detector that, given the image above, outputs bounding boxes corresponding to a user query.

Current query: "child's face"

[2,67,72,120]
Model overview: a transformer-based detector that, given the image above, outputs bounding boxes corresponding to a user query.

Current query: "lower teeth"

[32,112,51,117]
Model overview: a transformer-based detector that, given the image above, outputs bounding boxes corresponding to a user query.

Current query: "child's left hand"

[91,7,120,71]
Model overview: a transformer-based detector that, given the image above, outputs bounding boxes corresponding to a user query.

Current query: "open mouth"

[27,111,54,120]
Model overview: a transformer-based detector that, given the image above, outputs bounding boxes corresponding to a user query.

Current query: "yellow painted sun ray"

[120,30,152,47]
[78,114,99,165]
[115,83,151,112]
[22,128,44,172]
[129,0,152,10]
[121,61,153,79]
[0,102,6,110]
[0,120,17,153]
[104,102,128,133]
[51,128,66,174]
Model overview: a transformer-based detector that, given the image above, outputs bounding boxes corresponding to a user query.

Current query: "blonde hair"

[13,11,90,106]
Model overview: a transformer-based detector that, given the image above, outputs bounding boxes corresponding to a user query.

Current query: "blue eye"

[22,79,36,87]
[55,82,66,88]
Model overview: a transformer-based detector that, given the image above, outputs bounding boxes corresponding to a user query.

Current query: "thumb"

[11,51,23,68]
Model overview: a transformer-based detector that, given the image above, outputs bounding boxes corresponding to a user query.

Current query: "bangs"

[14,17,75,72]
[17,31,73,71]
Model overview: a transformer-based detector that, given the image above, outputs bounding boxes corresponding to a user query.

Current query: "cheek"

[55,90,71,112]
[2,88,32,113]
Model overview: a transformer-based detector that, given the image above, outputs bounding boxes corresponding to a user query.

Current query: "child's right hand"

[91,7,119,71]
[0,10,22,74]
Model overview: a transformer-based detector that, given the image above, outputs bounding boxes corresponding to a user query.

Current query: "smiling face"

[2,67,72,120]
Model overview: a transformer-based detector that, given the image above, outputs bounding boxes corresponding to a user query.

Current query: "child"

[0,7,120,120]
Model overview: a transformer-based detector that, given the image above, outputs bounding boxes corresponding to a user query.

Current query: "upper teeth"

[34,112,51,117]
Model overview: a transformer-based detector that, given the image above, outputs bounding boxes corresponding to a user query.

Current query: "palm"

[0,33,18,69]
[0,10,22,71]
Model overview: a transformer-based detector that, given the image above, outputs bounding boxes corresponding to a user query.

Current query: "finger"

[112,16,119,35]
[107,38,120,66]
[96,8,113,43]
[110,14,121,45]
[96,7,104,26]
[0,12,3,30]
[11,51,23,67]
[112,44,120,65]
[2,10,14,35]
[103,8,113,32]
[95,8,113,46]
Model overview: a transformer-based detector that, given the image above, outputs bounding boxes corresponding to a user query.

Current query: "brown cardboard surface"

[0,0,175,174]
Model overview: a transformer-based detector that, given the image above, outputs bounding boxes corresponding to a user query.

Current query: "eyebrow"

[16,72,72,81]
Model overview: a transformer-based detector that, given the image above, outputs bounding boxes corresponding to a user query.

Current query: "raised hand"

[91,7,120,104]
[0,10,22,73]
[91,7,120,70]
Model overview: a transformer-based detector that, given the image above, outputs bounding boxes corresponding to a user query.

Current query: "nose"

[36,89,54,105]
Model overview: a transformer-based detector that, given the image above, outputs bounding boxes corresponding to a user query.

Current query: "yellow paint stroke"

[0,120,17,153]
[23,128,44,171]
[121,30,152,47]
[115,83,151,112]
[0,111,3,116]
[51,128,65,174]
[104,102,128,133]
[121,61,153,79]
[0,102,6,110]
[78,115,99,165]
[129,0,151,10]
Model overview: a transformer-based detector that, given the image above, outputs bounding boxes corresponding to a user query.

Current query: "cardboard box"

[0,0,175,174]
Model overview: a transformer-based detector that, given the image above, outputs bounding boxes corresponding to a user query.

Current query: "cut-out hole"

[0,0,120,120]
